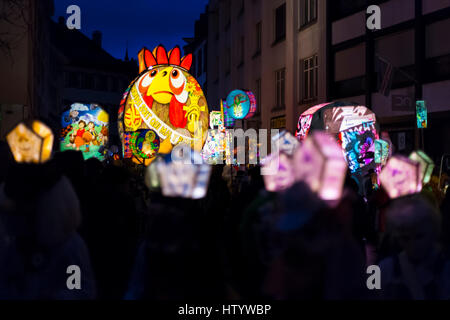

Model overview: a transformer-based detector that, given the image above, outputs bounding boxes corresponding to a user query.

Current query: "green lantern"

[409,150,434,185]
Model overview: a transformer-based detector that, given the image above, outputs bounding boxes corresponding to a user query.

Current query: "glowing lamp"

[379,156,422,199]
[374,139,390,165]
[7,121,54,164]
[293,131,347,201]
[409,150,434,185]
[156,146,212,199]
[272,131,300,156]
[262,153,295,192]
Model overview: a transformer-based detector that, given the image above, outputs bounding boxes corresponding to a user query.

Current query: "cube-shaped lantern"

[6,121,54,164]
[144,157,162,191]
[409,150,435,185]
[379,156,422,199]
[293,131,347,201]
[155,146,212,199]
[374,139,390,165]
[271,130,300,156]
[262,153,295,192]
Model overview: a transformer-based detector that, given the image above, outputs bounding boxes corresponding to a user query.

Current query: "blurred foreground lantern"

[293,131,347,201]
[7,121,54,164]
[374,139,390,165]
[409,150,434,185]
[272,131,300,156]
[262,153,295,192]
[144,157,162,191]
[155,145,212,199]
[379,156,422,199]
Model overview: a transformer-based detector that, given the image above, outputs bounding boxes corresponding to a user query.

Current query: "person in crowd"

[378,195,450,300]
[125,197,226,300]
[0,162,96,299]
[262,182,369,300]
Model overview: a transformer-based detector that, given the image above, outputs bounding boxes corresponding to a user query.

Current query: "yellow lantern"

[6,120,54,164]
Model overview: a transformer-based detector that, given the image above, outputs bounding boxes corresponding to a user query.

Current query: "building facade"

[51,18,137,145]
[206,0,326,134]
[327,0,450,160]
[0,0,58,139]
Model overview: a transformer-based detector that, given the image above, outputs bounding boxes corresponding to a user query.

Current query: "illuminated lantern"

[225,89,257,120]
[379,156,422,199]
[118,45,209,165]
[60,103,109,160]
[130,129,160,160]
[295,102,378,140]
[244,91,257,119]
[7,120,54,164]
[210,111,224,130]
[416,100,427,129]
[409,150,434,185]
[293,131,347,201]
[222,100,235,127]
[262,153,295,192]
[272,131,299,156]
[374,139,390,165]
[144,156,162,191]
[156,145,211,199]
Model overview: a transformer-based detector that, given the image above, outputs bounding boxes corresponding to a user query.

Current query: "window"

[96,75,108,91]
[66,72,80,88]
[275,68,285,108]
[255,22,262,54]
[81,73,94,90]
[274,3,286,43]
[299,0,317,28]
[301,55,318,102]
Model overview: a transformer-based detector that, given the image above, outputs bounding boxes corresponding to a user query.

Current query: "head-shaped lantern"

[379,156,422,199]
[7,121,54,164]
[262,153,295,192]
[293,131,348,201]
[155,145,212,199]
[272,131,300,157]
[409,150,434,185]
[118,45,209,165]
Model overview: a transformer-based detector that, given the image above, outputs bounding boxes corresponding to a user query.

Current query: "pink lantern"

[262,153,295,192]
[379,156,422,199]
[293,131,347,201]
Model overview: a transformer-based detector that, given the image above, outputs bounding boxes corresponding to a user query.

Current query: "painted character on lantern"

[137,46,194,129]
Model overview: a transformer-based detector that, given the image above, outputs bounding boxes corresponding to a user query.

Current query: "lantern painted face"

[119,45,209,165]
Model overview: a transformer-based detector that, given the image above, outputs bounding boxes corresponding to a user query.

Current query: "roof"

[50,20,137,75]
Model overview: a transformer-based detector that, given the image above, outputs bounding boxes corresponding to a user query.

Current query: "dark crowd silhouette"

[0,140,449,300]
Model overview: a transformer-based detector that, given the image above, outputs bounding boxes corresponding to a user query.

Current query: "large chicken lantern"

[119,45,209,165]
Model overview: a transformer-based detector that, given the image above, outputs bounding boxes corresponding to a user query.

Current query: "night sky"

[54,0,209,60]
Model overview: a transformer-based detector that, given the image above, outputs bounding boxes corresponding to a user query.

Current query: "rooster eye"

[150,70,158,77]
[169,68,185,89]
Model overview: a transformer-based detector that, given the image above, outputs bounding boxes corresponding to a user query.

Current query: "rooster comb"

[137,45,193,74]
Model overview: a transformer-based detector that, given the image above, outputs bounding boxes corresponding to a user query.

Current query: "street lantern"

[272,130,300,156]
[379,155,422,199]
[155,146,212,199]
[7,120,54,164]
[293,131,347,201]
[409,150,435,185]
[374,139,390,165]
[262,153,295,192]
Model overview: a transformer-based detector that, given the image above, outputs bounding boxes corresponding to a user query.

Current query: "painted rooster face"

[138,66,189,128]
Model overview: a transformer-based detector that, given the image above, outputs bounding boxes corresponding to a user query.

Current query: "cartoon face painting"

[119,45,209,165]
